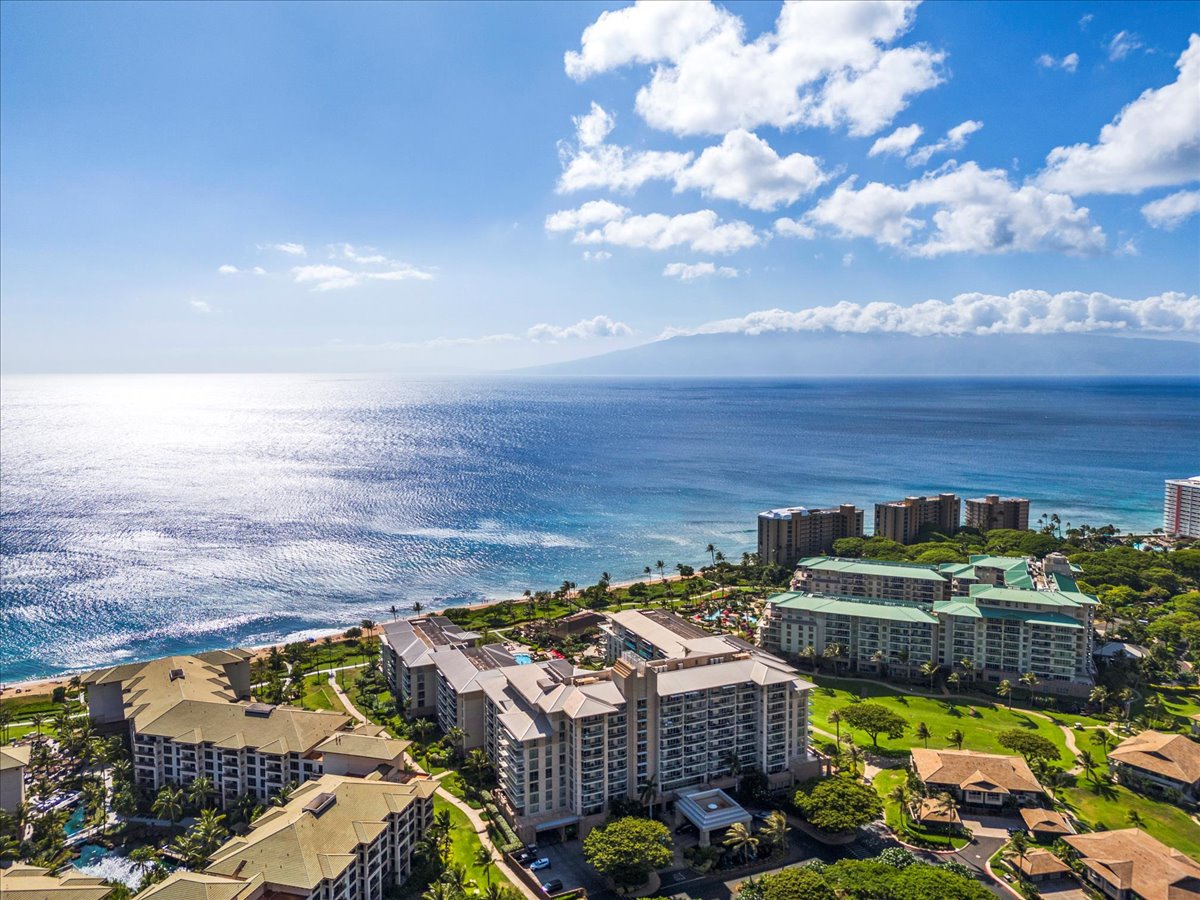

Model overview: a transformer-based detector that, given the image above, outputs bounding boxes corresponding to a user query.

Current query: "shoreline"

[0,572,692,698]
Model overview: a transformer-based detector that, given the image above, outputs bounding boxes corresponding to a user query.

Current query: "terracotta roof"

[1015,850,1070,878]
[1109,730,1200,785]
[137,872,265,900]
[910,748,1044,795]
[0,864,113,900]
[1019,807,1073,835]
[916,797,961,824]
[1064,828,1200,900]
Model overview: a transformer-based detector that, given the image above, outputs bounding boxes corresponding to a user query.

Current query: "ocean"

[2,374,1197,682]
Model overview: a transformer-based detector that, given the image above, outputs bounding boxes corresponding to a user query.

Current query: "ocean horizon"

[2,373,1197,682]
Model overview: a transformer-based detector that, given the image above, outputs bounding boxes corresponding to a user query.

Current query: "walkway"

[327,673,368,725]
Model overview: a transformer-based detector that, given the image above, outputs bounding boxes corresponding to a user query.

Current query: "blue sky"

[1,0,1197,372]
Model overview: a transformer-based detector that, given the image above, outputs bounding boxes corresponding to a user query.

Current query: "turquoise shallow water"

[2,374,1196,681]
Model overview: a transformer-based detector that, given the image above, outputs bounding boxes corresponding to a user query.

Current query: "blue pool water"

[2,374,1197,681]
[513,653,533,665]
[64,807,85,836]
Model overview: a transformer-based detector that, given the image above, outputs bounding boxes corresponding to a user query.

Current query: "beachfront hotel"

[874,493,961,544]
[756,504,864,567]
[1164,475,1200,538]
[760,553,1097,696]
[138,774,437,900]
[82,651,410,807]
[383,608,817,843]
[964,495,1030,532]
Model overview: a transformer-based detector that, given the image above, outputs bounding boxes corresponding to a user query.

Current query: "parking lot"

[521,839,613,898]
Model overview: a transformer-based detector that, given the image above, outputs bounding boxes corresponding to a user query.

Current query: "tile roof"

[0,865,114,900]
[1015,850,1071,878]
[137,872,265,900]
[1108,730,1200,784]
[911,748,1044,794]
[1019,807,1073,835]
[1064,828,1200,900]
[313,729,411,762]
[0,744,32,771]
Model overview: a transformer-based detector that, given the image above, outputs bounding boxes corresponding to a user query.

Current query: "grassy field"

[872,769,969,850]
[439,771,485,809]
[810,677,1075,762]
[1139,684,1200,731]
[298,675,348,713]
[1059,776,1200,859]
[434,795,512,890]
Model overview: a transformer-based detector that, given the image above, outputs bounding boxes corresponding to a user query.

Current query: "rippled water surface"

[2,375,1196,680]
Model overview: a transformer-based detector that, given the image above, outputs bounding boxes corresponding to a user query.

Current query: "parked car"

[541,879,563,894]
[529,858,552,871]
[513,850,532,865]
[525,844,540,855]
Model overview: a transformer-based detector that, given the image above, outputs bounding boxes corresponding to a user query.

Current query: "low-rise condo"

[1107,730,1200,802]
[910,748,1046,810]
[0,865,114,900]
[1063,828,1200,900]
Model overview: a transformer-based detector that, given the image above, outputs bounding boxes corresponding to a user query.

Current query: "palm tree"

[934,792,958,846]
[706,544,717,567]
[760,811,789,853]
[1008,829,1029,864]
[997,679,1014,709]
[423,882,457,900]
[920,660,939,692]
[390,604,399,621]
[129,845,160,877]
[273,781,297,807]
[442,862,471,895]
[1019,671,1040,705]
[445,726,466,761]
[829,710,842,745]
[30,713,46,739]
[474,846,495,887]
[152,785,184,823]
[947,728,965,750]
[1087,685,1110,712]
[639,776,658,819]
[959,657,976,687]
[361,618,376,633]
[723,821,759,864]
[171,831,203,868]
[946,672,961,693]
[802,644,819,673]
[0,708,11,744]
[1090,729,1114,755]
[871,649,886,675]
[915,722,931,748]
[844,741,864,777]
[413,600,425,617]
[889,782,913,825]
[643,565,653,584]
[187,776,215,811]
[1126,810,1146,829]
[656,560,667,584]
[411,717,435,748]
[720,750,743,793]
[1076,750,1097,782]
[194,808,228,856]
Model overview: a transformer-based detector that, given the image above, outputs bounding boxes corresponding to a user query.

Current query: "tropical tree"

[638,775,659,819]
[760,811,789,854]
[996,679,1014,708]
[413,600,425,617]
[706,544,717,567]
[933,792,958,846]
[792,777,881,834]
[1088,685,1110,712]
[720,750,744,793]
[721,822,757,865]
[441,862,472,895]
[1019,671,1040,704]
[474,846,495,888]
[888,782,913,825]
[959,657,976,686]
[919,661,939,691]
[1008,829,1029,863]
[947,728,965,750]
[915,722,931,748]
[829,710,842,746]
[1127,810,1146,828]
[656,560,667,583]
[997,730,1059,766]
[187,776,215,811]
[583,817,673,890]
[129,845,161,877]
[1090,729,1115,755]
[193,808,228,857]
[836,702,906,749]
[152,785,184,823]
[946,672,961,693]
[1076,749,1097,782]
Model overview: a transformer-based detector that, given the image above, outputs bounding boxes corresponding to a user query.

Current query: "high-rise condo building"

[756,504,864,567]
[1164,476,1200,538]
[965,495,1030,532]
[874,493,961,543]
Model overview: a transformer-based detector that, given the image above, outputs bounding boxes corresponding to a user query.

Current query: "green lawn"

[1059,776,1200,859]
[298,675,347,713]
[434,795,512,890]
[872,769,969,850]
[439,771,484,809]
[810,677,1073,763]
[1139,685,1200,732]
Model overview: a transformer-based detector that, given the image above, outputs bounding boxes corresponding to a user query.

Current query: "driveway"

[961,813,1019,839]
[1038,877,1088,900]
[532,840,613,899]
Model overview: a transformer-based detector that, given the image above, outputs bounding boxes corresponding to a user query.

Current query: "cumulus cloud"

[673,129,828,210]
[774,217,816,239]
[565,0,943,137]
[806,162,1105,257]
[260,242,306,256]
[423,315,633,348]
[188,299,213,314]
[869,124,923,157]
[1108,30,1143,61]
[547,202,760,253]
[906,119,984,167]
[662,261,739,280]
[1039,35,1200,195]
[660,291,1200,339]
[217,264,266,275]
[1142,189,1200,229]
[557,104,693,193]
[1036,52,1079,72]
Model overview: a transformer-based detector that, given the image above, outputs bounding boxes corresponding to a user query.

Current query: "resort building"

[175,774,437,900]
[1063,828,1200,900]
[1164,475,1200,538]
[428,643,516,748]
[380,616,481,718]
[1013,850,1072,885]
[964,495,1030,532]
[1019,807,1075,842]
[82,651,407,807]
[874,493,960,544]
[0,744,31,812]
[763,553,1097,695]
[1107,730,1200,801]
[910,748,1045,810]
[756,504,863,567]
[0,865,114,900]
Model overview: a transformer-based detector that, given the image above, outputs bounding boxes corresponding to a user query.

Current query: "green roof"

[967,555,1034,588]
[796,557,947,582]
[933,600,982,618]
[768,592,938,624]
[938,563,979,581]
[970,584,1096,608]
[978,607,1083,629]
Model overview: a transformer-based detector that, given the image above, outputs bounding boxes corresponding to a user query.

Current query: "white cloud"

[582,250,613,261]
[545,199,629,232]
[218,264,239,275]
[574,102,616,148]
[1142,189,1200,229]
[1036,52,1079,72]
[869,124,923,157]
[1079,14,1094,30]
[906,119,984,167]
[662,261,738,280]
[260,242,306,256]
[1039,36,1200,195]
[806,162,1106,257]
[548,202,760,253]
[291,259,434,292]
[557,103,693,193]
[842,253,854,267]
[527,315,634,341]
[217,264,266,276]
[1108,30,1143,61]
[188,299,213,314]
[566,0,943,137]
[774,217,816,239]
[661,291,1200,338]
[673,129,827,211]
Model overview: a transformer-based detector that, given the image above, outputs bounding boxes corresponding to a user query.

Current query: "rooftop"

[911,748,1044,795]
[607,609,710,658]
[795,556,948,582]
[1014,850,1070,878]
[970,583,1096,608]
[1063,828,1200,900]
[381,616,480,667]
[1019,807,1074,835]
[0,744,32,771]
[137,872,265,900]
[676,788,752,831]
[1108,730,1200,784]
[769,591,939,625]
[0,865,113,900]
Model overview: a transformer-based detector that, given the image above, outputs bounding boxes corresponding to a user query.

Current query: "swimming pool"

[513,652,533,665]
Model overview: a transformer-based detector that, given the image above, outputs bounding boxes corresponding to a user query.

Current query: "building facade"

[380,616,481,718]
[756,504,864,567]
[874,493,960,543]
[964,495,1030,531]
[1164,476,1200,538]
[0,745,31,813]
